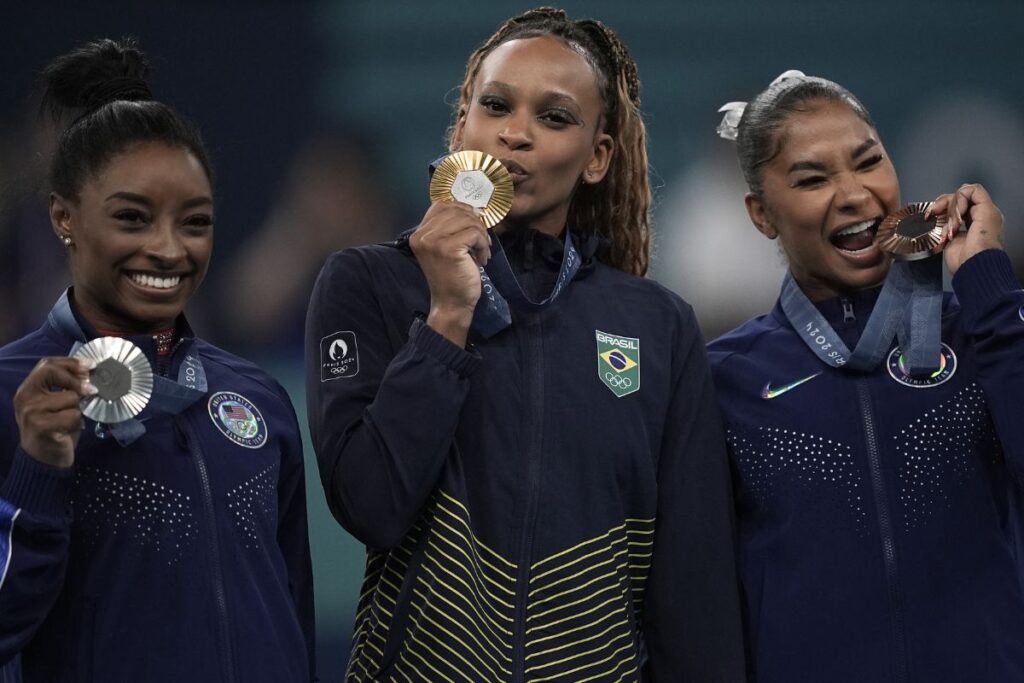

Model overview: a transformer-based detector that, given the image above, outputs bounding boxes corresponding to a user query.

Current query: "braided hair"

[41,37,212,201]
[448,7,651,276]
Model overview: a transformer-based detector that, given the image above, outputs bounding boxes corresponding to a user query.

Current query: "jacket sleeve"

[642,302,747,682]
[273,383,317,680]
[304,249,480,550]
[951,248,1024,484]
[0,444,74,665]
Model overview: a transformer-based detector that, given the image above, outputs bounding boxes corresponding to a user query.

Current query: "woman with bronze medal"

[710,70,1024,682]
[0,40,315,681]
[306,8,745,681]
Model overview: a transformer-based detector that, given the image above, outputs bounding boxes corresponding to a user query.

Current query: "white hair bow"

[716,69,807,142]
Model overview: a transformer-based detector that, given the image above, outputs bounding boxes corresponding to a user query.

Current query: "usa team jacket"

[708,249,1024,683]
[0,292,316,682]
[306,228,746,682]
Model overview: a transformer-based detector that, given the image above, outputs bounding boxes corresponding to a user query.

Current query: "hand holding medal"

[413,151,514,346]
[926,183,1005,275]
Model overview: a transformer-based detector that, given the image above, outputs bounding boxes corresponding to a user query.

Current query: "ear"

[49,192,75,242]
[582,132,614,184]
[745,192,778,240]
[450,107,468,152]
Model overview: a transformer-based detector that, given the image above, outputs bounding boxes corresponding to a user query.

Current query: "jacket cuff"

[0,448,74,517]
[408,317,481,378]
[952,249,1021,329]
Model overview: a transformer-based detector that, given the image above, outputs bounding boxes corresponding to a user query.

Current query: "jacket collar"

[771,279,884,331]
[45,288,197,362]
[394,225,602,279]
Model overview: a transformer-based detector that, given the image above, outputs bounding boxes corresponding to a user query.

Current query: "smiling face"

[452,35,613,236]
[51,141,214,333]
[746,99,901,301]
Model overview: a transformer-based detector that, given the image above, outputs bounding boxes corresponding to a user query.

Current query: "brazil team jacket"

[306,228,746,682]
[0,292,316,682]
[708,249,1024,683]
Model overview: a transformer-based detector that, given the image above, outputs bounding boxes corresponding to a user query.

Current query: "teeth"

[130,273,181,289]
[836,220,875,237]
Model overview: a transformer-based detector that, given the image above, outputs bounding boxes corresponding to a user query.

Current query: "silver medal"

[73,337,154,424]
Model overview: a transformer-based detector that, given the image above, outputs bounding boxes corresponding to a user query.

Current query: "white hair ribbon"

[716,69,808,141]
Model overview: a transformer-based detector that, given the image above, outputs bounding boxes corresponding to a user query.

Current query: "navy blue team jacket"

[306,228,746,682]
[709,249,1024,683]
[0,292,315,682]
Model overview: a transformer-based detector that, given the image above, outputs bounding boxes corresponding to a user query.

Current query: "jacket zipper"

[511,312,545,682]
[856,379,908,683]
[180,417,236,682]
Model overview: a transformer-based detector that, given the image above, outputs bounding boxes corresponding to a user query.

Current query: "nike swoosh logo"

[761,371,823,399]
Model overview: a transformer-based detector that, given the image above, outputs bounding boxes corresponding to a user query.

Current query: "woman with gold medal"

[306,8,745,681]
[710,70,1024,682]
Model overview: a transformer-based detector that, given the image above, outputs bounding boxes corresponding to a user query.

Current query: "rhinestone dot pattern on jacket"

[895,383,1002,531]
[728,426,869,534]
[72,466,198,565]
[226,464,279,550]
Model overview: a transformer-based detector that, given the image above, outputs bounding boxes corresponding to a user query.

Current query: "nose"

[144,220,187,266]
[498,112,532,150]
[834,173,872,213]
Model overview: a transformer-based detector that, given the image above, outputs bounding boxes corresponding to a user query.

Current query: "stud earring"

[60,235,73,247]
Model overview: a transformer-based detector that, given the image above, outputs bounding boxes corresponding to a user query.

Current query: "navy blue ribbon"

[50,291,207,446]
[780,256,942,375]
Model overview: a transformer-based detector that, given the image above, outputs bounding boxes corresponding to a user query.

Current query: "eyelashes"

[475,95,582,128]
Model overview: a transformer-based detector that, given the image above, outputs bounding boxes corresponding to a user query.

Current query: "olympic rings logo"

[604,372,633,389]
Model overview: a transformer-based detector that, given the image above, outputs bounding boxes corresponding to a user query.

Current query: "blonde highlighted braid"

[447,7,651,276]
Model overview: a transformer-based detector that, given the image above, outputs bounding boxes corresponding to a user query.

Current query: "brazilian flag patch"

[596,330,640,398]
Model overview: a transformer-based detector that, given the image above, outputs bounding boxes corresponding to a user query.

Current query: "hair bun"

[42,37,152,122]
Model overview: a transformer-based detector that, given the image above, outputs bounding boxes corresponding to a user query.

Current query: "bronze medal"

[875,202,947,261]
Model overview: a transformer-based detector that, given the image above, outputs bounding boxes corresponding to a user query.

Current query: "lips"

[830,218,881,253]
[500,158,529,185]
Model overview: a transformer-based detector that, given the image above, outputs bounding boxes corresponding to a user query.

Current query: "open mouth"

[830,218,881,254]
[126,271,184,291]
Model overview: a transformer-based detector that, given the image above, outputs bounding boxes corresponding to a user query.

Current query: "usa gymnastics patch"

[887,343,957,388]
[208,392,267,449]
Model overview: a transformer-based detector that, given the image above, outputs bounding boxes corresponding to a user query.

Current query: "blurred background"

[2,1,1021,678]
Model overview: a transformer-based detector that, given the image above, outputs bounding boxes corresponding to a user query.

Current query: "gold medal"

[429,150,514,228]
[73,337,154,424]
[875,202,947,261]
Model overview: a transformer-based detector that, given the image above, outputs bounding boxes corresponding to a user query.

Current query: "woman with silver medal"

[0,39,315,681]
[306,8,745,681]
[709,70,1024,682]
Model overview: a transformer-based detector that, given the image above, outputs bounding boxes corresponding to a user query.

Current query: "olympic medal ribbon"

[780,256,942,375]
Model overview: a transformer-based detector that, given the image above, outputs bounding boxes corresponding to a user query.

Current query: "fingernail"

[77,358,96,372]
[472,207,483,216]
[82,381,98,396]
